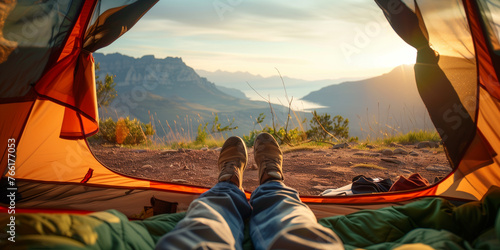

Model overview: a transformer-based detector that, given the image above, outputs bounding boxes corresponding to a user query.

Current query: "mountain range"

[93,53,286,138]
[93,52,432,139]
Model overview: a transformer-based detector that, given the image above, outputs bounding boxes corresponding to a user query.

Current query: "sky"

[99,0,417,81]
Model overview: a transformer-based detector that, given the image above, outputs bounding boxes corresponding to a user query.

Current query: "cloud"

[100,0,416,80]
[143,1,220,26]
[133,0,387,46]
[142,0,383,29]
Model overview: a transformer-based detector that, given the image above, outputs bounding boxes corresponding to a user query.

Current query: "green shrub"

[242,130,258,147]
[307,110,349,141]
[93,117,155,145]
[210,114,238,133]
[123,118,155,144]
[196,123,209,144]
[332,115,349,139]
[242,126,307,147]
[195,113,238,145]
[98,117,117,142]
[264,126,307,145]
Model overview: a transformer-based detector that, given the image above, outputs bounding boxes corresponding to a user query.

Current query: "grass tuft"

[351,163,387,170]
[167,138,225,150]
[381,130,440,145]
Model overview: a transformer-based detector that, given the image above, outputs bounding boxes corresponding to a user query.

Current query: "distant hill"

[216,86,248,99]
[195,69,363,100]
[302,65,433,138]
[93,53,288,138]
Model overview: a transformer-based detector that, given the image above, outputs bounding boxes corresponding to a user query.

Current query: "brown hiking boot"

[218,136,247,192]
[253,132,284,184]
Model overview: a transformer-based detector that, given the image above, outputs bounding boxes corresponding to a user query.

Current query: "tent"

[0,0,499,220]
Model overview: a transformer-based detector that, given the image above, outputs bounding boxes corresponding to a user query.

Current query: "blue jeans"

[156,181,343,250]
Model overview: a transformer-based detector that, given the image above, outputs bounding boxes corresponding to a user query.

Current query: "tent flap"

[84,0,159,52]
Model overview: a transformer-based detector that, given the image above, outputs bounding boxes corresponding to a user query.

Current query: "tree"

[95,63,117,109]
[332,115,349,139]
[307,110,334,141]
[307,110,349,141]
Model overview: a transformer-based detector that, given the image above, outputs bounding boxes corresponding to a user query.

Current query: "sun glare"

[381,47,417,67]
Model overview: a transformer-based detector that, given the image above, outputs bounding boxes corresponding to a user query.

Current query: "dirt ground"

[90,141,451,196]
[91,144,451,195]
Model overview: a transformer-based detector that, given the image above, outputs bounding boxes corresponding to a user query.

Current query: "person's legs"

[249,133,343,250]
[156,137,250,250]
[156,182,250,250]
[249,181,343,250]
